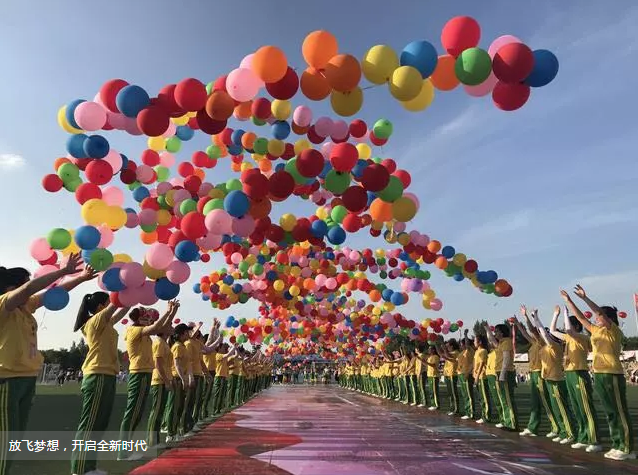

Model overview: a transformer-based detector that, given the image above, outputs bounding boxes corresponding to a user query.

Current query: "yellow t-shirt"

[590,324,623,374]
[171,341,187,378]
[565,333,590,372]
[495,338,515,372]
[81,309,119,376]
[415,356,423,375]
[230,357,242,375]
[151,337,171,386]
[125,325,154,373]
[427,354,440,377]
[203,351,217,372]
[215,353,229,377]
[0,294,43,378]
[528,341,542,372]
[443,351,458,377]
[473,348,488,378]
[187,338,204,376]
[485,350,497,376]
[457,348,474,376]
[540,341,564,381]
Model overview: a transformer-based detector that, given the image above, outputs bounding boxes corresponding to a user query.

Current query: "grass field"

[10,382,638,475]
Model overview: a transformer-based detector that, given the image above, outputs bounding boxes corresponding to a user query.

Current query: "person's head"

[0,266,30,295]
[568,315,583,333]
[597,306,619,327]
[494,324,510,341]
[74,292,110,332]
[130,307,152,326]
[171,323,190,345]
[428,345,437,355]
[446,338,460,351]
[474,334,488,350]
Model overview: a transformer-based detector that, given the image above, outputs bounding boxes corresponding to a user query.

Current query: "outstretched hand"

[63,253,83,275]
[520,304,528,316]
[553,305,560,316]
[80,265,98,282]
[573,284,586,299]
[560,290,572,303]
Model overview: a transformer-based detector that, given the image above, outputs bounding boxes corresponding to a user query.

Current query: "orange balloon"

[140,231,157,244]
[302,30,339,69]
[430,55,459,91]
[324,54,362,92]
[252,46,288,83]
[300,67,331,101]
[205,91,234,120]
[212,134,224,146]
[193,168,205,180]
[240,131,256,149]
[291,122,310,135]
[435,256,448,269]
[427,240,442,253]
[249,198,272,219]
[54,157,71,171]
[369,289,381,302]
[234,101,252,121]
[369,199,393,222]
[258,159,272,173]
[231,162,242,172]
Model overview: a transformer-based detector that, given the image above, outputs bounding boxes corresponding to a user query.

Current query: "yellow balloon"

[289,285,300,297]
[81,199,108,225]
[356,143,371,159]
[271,99,291,120]
[389,66,423,101]
[452,252,467,266]
[267,139,285,157]
[315,207,328,220]
[273,280,285,292]
[208,188,225,199]
[383,302,395,312]
[148,136,166,151]
[280,213,297,232]
[240,162,253,172]
[294,139,311,155]
[392,197,417,222]
[105,206,127,230]
[171,114,190,125]
[143,260,166,279]
[401,79,435,112]
[361,45,399,84]
[62,230,81,255]
[157,209,172,226]
[330,87,363,117]
[397,232,411,246]
[57,105,83,134]
[113,253,133,263]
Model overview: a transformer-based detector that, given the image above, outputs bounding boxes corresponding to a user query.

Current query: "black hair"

[0,266,30,295]
[568,315,583,333]
[170,323,190,346]
[476,334,488,349]
[446,338,460,351]
[129,307,145,324]
[74,292,110,332]
[600,306,619,326]
[494,324,511,338]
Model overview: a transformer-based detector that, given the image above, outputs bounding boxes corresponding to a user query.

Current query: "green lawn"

[9,382,638,475]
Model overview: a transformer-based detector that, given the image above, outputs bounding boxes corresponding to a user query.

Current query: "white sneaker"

[447,411,455,416]
[553,437,562,442]
[160,428,168,434]
[410,403,416,406]
[184,431,196,438]
[495,423,504,428]
[417,404,425,407]
[461,416,470,420]
[476,419,485,424]
[428,406,437,411]
[560,437,574,445]
[546,432,558,438]
[586,444,603,453]
[611,452,637,461]
[571,442,588,449]
[604,449,621,459]
[519,429,534,436]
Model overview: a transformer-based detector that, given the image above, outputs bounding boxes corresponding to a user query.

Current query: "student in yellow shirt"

[70,291,131,475]
[425,346,440,410]
[457,332,476,420]
[473,334,491,424]
[212,343,234,415]
[550,304,601,452]
[0,255,91,475]
[183,323,205,435]
[436,339,460,416]
[563,286,635,461]
[483,332,501,425]
[485,323,518,431]
[413,345,428,407]
[119,301,176,459]
[200,321,223,421]
[166,323,191,442]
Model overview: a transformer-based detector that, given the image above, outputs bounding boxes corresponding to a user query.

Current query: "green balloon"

[226,178,242,191]
[165,136,182,153]
[380,270,388,279]
[154,165,169,182]
[64,178,82,192]
[128,181,141,191]
[377,175,404,202]
[253,137,269,155]
[238,261,249,272]
[373,119,393,140]
[203,198,224,214]
[215,183,228,194]
[239,318,247,325]
[47,228,71,250]
[238,293,249,304]
[324,170,351,195]
[450,323,459,332]
[157,195,171,209]
[140,223,157,233]
[206,145,221,159]
[89,249,113,272]
[206,81,214,94]
[179,199,197,215]
[330,205,348,224]
[252,117,266,126]
[455,48,492,86]
[57,162,80,181]
[371,157,382,164]
[285,158,307,185]
[252,263,264,275]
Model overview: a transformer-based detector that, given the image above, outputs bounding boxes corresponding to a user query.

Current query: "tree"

[473,320,489,337]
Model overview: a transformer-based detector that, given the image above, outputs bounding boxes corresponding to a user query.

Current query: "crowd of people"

[0,256,273,475]
[339,285,635,462]
[272,364,335,384]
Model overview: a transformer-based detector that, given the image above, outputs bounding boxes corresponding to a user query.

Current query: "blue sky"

[1,0,638,350]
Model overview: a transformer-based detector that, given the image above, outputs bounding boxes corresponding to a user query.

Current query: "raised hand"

[520,304,528,316]
[553,305,560,316]
[81,265,99,282]
[573,284,586,299]
[63,253,83,275]
[560,290,572,302]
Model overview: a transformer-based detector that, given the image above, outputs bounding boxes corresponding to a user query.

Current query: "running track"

[130,385,638,475]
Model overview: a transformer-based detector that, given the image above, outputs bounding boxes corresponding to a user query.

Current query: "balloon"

[300,67,331,101]
[166,260,191,284]
[492,82,531,111]
[74,102,107,131]
[266,67,299,100]
[389,66,423,101]
[226,68,261,102]
[47,228,72,250]
[252,45,288,83]
[115,85,150,118]
[100,79,129,113]
[525,50,559,87]
[302,30,338,69]
[42,287,70,311]
[401,79,435,111]
[155,277,180,300]
[330,87,363,117]
[400,41,438,77]
[330,143,359,172]
[74,225,101,250]
[296,149,324,178]
[82,135,110,159]
[372,119,393,140]
[492,43,535,83]
[441,16,481,57]
[361,164,390,192]
[430,55,459,91]
[224,190,250,217]
[137,106,170,137]
[293,106,312,127]
[324,54,362,92]
[455,48,492,86]
[362,45,399,84]
[463,73,498,97]
[174,78,207,112]
[120,262,145,288]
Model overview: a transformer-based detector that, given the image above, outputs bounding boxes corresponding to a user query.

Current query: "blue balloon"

[271,121,291,140]
[453,273,465,282]
[42,287,70,311]
[391,292,404,305]
[202,294,210,301]
[525,50,559,88]
[231,129,245,145]
[326,225,345,245]
[311,219,328,238]
[116,85,150,118]
[232,320,240,328]
[352,159,368,179]
[266,270,278,281]
[319,161,332,179]
[66,134,88,158]
[223,190,250,217]
[441,246,455,259]
[367,192,376,207]
[485,270,498,284]
[121,154,129,169]
[232,283,242,294]
[382,288,393,302]
[400,41,438,77]
[75,225,101,250]
[155,277,180,300]
[275,163,286,173]
[176,126,195,141]
[227,144,243,156]
[65,99,86,129]
[193,283,202,293]
[102,268,125,292]
[83,135,110,159]
[175,240,198,262]
[133,186,150,202]
[81,249,95,263]
[223,274,234,285]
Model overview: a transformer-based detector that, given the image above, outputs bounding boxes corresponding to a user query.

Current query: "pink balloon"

[393,222,406,233]
[102,150,123,174]
[74,102,107,131]
[124,117,143,135]
[226,68,261,102]
[166,260,191,284]
[231,215,255,237]
[97,225,114,248]
[138,208,157,226]
[314,117,333,137]
[139,280,159,305]
[136,165,155,183]
[118,287,141,307]
[488,35,522,58]
[197,233,222,250]
[205,209,232,234]
[159,151,175,168]
[30,238,54,261]
[230,252,243,265]
[315,274,326,287]
[107,112,127,130]
[198,182,214,197]
[239,54,265,87]
[120,262,145,288]
[156,182,172,195]
[330,120,349,140]
[125,212,140,229]
[145,243,173,270]
[430,298,443,311]
[101,185,124,206]
[293,106,312,127]
[161,121,177,138]
[464,72,499,97]
[325,278,337,290]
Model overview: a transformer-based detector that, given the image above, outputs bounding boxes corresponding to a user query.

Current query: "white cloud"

[0,153,25,168]
[574,270,638,296]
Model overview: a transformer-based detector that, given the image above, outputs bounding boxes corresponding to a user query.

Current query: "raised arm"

[530,310,550,346]
[484,323,498,348]
[141,300,179,336]
[573,285,609,328]
[514,319,532,343]
[563,305,579,337]
[549,305,565,341]
[110,306,131,326]
[560,290,593,333]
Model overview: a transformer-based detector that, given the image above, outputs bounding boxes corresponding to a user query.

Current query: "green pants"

[476,377,492,422]
[527,371,558,435]
[200,372,215,419]
[445,375,459,413]
[235,376,245,406]
[458,374,474,418]
[212,376,227,414]
[427,376,439,408]
[566,371,599,444]
[166,377,185,437]
[0,376,36,475]
[495,372,518,430]
[190,375,204,427]
[409,375,418,404]
[119,371,151,456]
[487,375,501,423]
[227,375,238,408]
[417,374,427,406]
[147,384,169,446]
[594,372,634,453]
[546,379,575,439]
[398,376,408,402]
[70,374,116,475]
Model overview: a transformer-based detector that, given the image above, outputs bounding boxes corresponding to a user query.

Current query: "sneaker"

[428,406,437,411]
[546,432,558,438]
[519,429,534,436]
[585,444,603,453]
[604,449,621,459]
[495,423,504,428]
[476,419,485,424]
[418,404,425,408]
[184,431,196,438]
[571,443,588,449]
[447,411,455,416]
[160,428,168,434]
[461,416,470,420]
[612,452,637,461]
[560,437,574,445]
[553,437,562,442]
[410,403,416,406]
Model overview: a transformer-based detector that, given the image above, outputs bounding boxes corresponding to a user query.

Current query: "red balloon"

[464,259,478,273]
[184,175,202,194]
[268,171,295,201]
[296,149,324,178]
[330,143,358,172]
[181,212,206,240]
[291,219,312,242]
[177,162,194,177]
[174,318,181,324]
[306,126,325,145]
[393,169,411,188]
[381,158,397,174]
[266,224,285,242]
[349,119,367,138]
[100,79,129,113]
[619,311,627,319]
[361,164,390,192]
[75,182,102,204]
[341,186,368,213]
[219,128,234,146]
[492,43,535,84]
[251,98,272,120]
[174,78,207,112]
[342,213,362,232]
[200,253,210,263]
[441,16,481,57]
[282,143,295,161]
[213,76,227,92]
[369,132,388,146]
[42,174,63,192]
[156,84,185,118]
[120,169,136,184]
[492,82,530,111]
[265,67,299,100]
[137,106,170,137]
[168,230,187,249]
[195,109,226,135]
[141,149,160,167]
[242,169,269,200]
[192,151,209,167]
[85,160,113,185]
